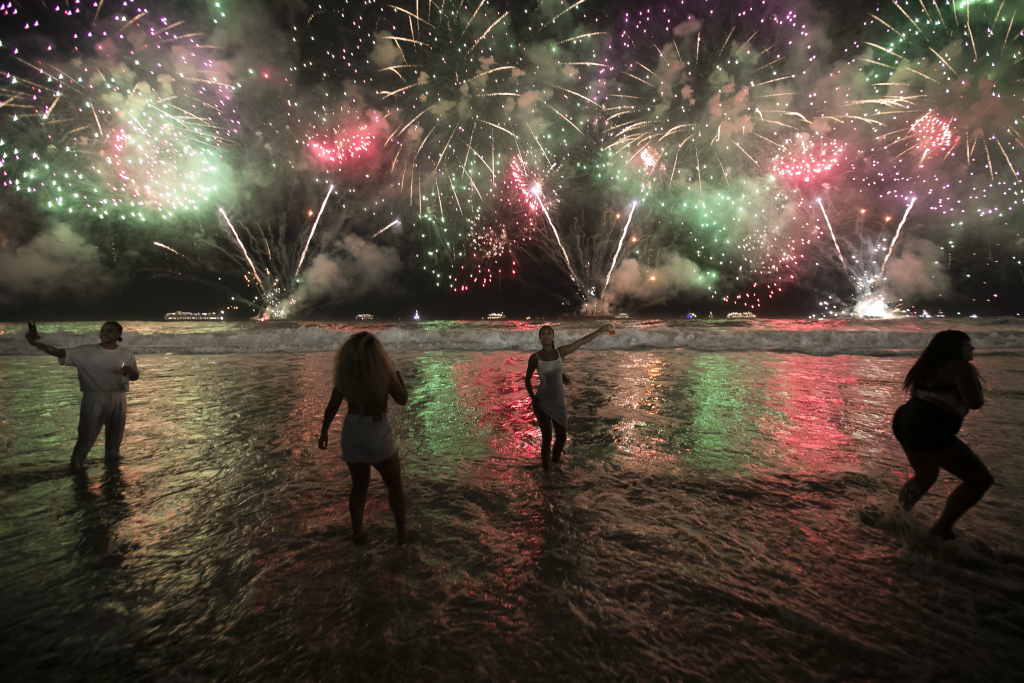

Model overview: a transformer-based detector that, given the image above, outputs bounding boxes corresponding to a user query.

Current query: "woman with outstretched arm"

[524,324,611,469]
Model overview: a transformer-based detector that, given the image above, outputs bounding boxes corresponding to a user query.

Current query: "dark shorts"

[892,396,964,453]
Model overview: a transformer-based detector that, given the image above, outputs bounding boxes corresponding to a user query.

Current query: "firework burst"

[454,155,545,291]
[0,2,235,220]
[859,0,1024,218]
[368,0,522,218]
[606,0,819,191]
[770,134,845,184]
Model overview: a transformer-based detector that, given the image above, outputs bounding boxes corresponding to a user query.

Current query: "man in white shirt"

[26,321,140,473]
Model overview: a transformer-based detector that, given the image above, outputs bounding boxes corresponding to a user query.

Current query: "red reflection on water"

[448,353,550,637]
[761,354,871,470]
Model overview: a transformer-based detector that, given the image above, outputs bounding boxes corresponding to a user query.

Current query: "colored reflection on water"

[2,350,1023,681]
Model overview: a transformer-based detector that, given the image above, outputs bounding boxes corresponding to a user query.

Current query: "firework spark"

[604,200,639,291]
[295,185,335,277]
[0,2,235,220]
[606,1,819,190]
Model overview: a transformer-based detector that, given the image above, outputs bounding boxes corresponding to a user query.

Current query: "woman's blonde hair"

[334,332,394,406]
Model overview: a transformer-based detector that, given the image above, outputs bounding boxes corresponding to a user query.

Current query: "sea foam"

[3,319,1023,356]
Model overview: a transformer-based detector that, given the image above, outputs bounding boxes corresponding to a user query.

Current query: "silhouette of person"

[892,330,991,539]
[26,322,140,473]
[525,323,611,469]
[318,332,409,545]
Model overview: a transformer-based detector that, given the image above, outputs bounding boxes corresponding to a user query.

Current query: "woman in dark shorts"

[892,330,991,539]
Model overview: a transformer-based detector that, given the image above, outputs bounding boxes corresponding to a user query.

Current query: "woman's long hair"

[903,330,971,392]
[334,332,394,406]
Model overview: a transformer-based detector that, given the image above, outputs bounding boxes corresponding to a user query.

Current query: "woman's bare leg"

[929,439,993,539]
[551,421,567,462]
[346,463,371,544]
[899,446,940,510]
[373,455,408,544]
[533,407,553,469]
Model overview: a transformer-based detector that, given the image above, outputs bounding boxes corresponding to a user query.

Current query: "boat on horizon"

[164,311,224,321]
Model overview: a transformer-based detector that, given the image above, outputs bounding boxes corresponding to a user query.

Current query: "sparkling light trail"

[372,218,401,239]
[604,200,639,293]
[153,242,182,257]
[533,184,581,293]
[875,196,918,287]
[295,185,335,278]
[218,207,264,297]
[816,198,847,270]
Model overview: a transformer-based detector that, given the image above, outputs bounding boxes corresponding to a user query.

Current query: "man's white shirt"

[59,344,138,393]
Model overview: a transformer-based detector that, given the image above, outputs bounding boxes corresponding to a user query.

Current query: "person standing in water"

[524,323,611,469]
[318,332,409,545]
[25,322,140,473]
[892,330,991,539]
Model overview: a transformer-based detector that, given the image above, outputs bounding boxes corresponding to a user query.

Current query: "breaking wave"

[3,318,1023,356]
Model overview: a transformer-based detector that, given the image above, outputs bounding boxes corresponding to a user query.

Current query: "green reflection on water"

[399,353,491,478]
[674,354,780,470]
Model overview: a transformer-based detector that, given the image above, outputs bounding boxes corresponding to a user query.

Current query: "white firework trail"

[603,200,639,293]
[532,185,583,293]
[295,185,335,278]
[153,242,182,257]
[817,198,847,270]
[218,207,264,296]
[372,218,401,239]
[875,196,917,288]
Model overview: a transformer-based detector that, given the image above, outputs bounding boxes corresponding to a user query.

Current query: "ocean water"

[2,319,1023,681]
[3,315,1024,355]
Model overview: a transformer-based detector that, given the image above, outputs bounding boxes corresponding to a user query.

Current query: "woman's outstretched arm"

[558,324,612,357]
[318,387,345,450]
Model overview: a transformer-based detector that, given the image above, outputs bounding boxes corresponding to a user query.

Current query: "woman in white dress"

[524,324,611,469]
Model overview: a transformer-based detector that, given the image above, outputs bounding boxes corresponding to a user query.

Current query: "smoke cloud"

[291,235,402,308]
[0,224,116,305]
[884,238,952,301]
[599,253,711,312]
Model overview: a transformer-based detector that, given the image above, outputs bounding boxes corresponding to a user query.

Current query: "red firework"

[510,157,541,213]
[307,125,376,167]
[910,114,952,158]
[772,138,845,184]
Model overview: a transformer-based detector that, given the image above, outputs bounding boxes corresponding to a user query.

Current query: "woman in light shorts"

[318,332,409,545]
